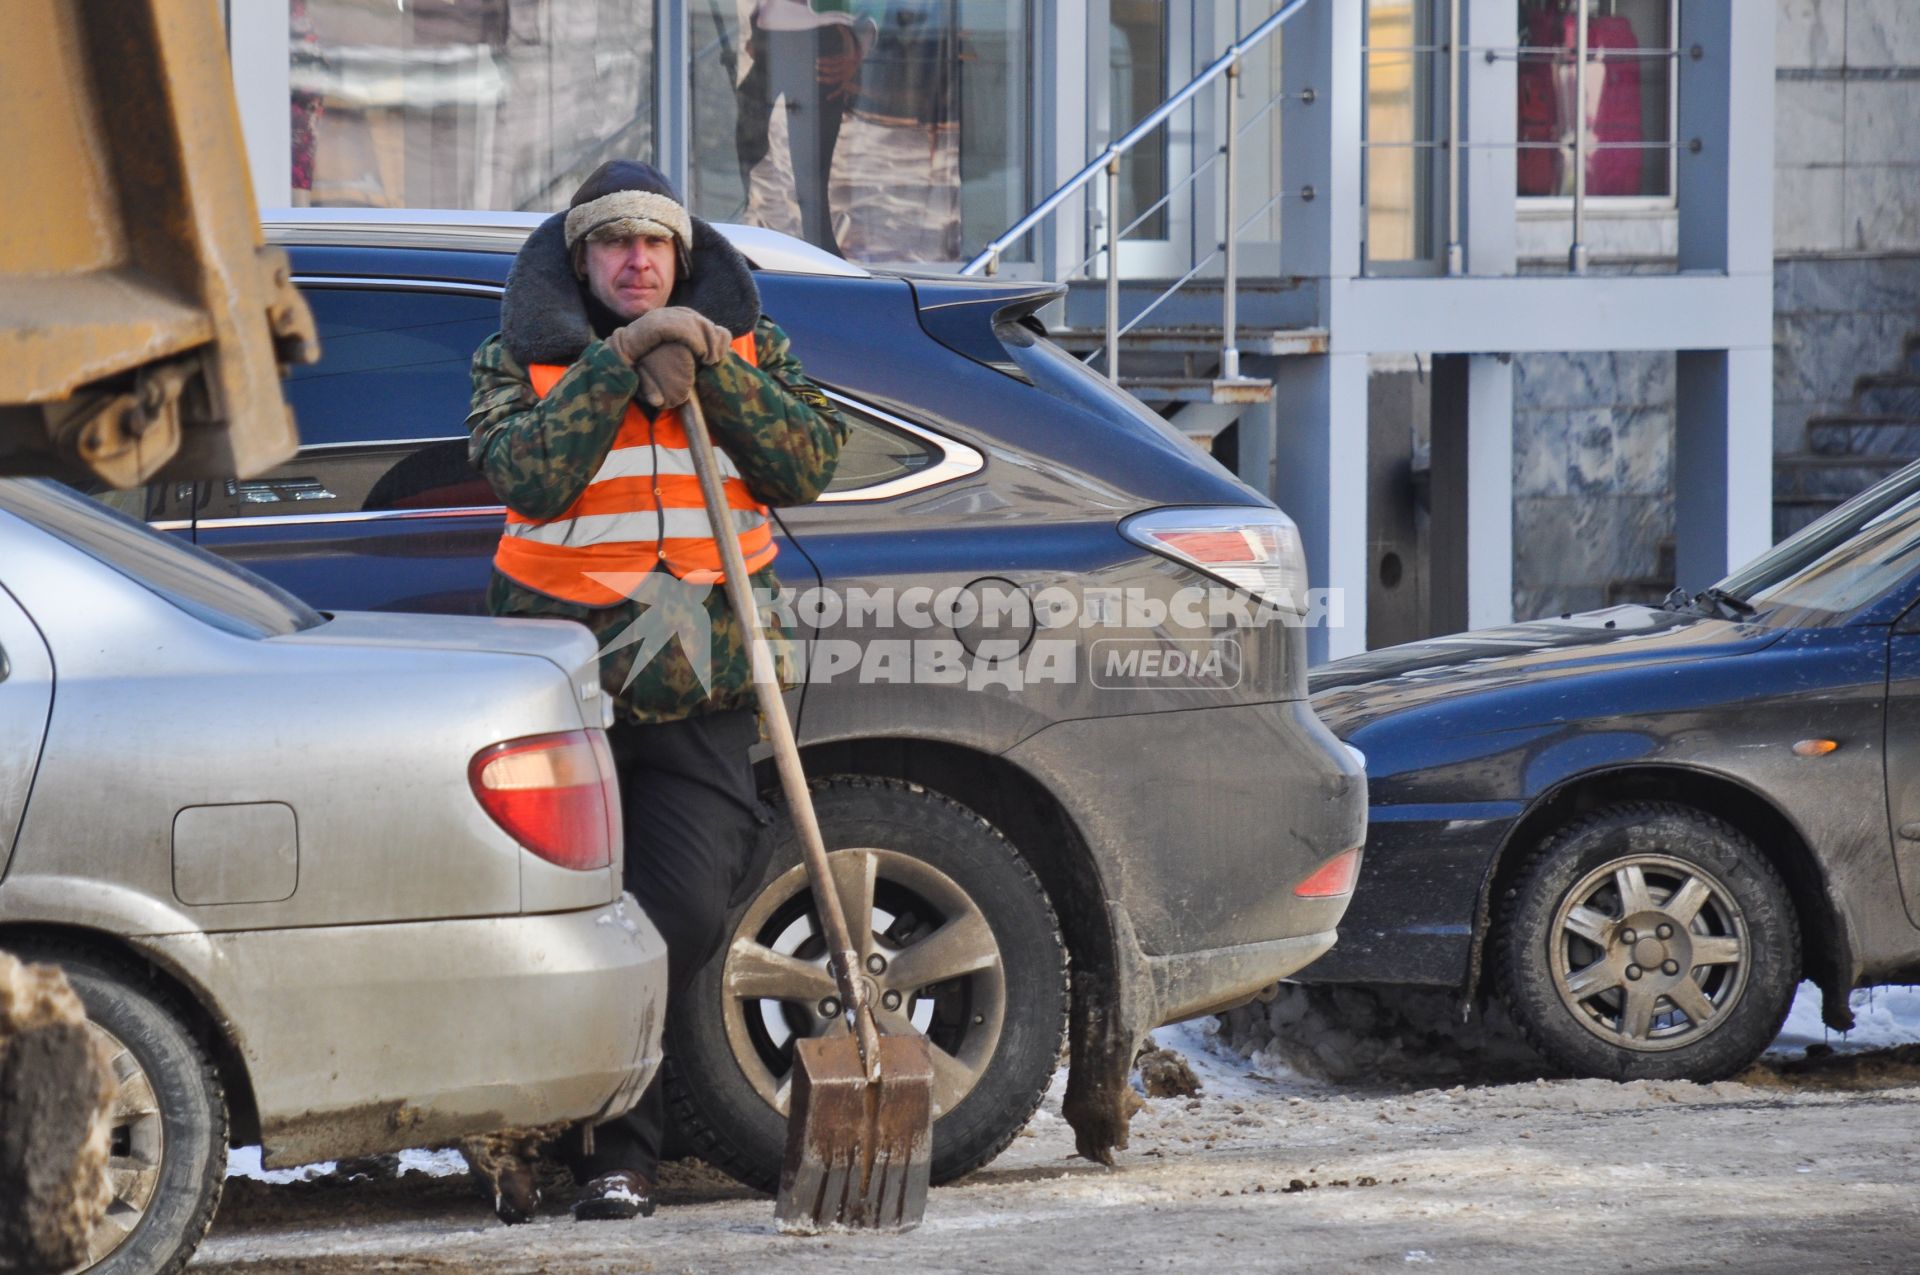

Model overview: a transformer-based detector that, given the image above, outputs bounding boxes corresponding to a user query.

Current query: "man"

[467,160,847,1220]
[733,0,879,255]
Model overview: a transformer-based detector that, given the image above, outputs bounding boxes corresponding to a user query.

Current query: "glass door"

[1106,0,1197,279]
[1363,0,1443,273]
[688,1,1034,269]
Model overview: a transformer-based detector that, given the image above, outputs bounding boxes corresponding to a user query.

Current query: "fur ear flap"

[500,210,764,364]
[675,216,762,340]
[501,212,594,366]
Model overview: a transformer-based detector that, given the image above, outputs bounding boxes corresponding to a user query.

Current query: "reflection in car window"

[1717,461,1920,605]
[1748,492,1920,622]
[824,409,940,494]
[286,287,502,446]
[199,286,508,520]
[198,439,498,520]
[997,321,1216,467]
[0,480,323,638]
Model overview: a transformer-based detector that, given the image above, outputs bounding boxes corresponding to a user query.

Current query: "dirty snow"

[195,980,1920,1272]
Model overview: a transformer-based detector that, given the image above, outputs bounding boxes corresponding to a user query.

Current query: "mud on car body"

[1304,460,1920,1082]
[115,210,1368,1185]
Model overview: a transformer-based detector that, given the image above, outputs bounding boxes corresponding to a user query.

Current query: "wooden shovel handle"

[680,389,885,1080]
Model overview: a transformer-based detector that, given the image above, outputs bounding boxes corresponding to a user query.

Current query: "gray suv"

[142,211,1369,1187]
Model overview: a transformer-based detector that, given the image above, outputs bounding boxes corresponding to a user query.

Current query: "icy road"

[193,986,1920,1273]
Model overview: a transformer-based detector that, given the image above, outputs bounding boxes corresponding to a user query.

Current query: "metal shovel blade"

[775,1031,934,1234]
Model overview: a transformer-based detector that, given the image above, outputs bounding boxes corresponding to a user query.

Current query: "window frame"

[1513,0,1682,214]
[192,276,985,531]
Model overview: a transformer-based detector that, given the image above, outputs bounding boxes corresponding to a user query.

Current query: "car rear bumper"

[139,898,666,1168]
[1150,929,1339,1024]
[1005,698,1367,960]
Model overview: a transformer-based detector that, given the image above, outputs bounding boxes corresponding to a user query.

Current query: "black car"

[1302,461,1920,1082]
[114,210,1365,1185]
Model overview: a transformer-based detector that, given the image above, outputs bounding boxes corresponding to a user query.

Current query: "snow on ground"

[196,981,1920,1272]
[1770,980,1920,1054]
[224,981,1920,1189]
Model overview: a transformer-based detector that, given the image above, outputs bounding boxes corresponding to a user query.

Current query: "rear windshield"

[0,480,324,638]
[996,322,1228,469]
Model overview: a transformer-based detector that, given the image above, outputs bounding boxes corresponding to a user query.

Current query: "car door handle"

[1900,822,1920,841]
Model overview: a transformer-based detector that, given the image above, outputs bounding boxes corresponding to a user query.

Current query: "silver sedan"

[0,479,665,1274]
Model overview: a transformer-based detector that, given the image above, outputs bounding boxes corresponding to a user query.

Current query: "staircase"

[1045,278,1326,454]
[1776,332,1920,540]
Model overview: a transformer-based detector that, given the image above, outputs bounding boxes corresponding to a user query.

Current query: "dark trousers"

[561,708,769,1183]
[734,22,854,255]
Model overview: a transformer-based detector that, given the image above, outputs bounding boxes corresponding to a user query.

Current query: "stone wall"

[1505,0,1920,623]
[1510,351,1677,621]
[1772,0,1920,537]
[1775,0,1920,256]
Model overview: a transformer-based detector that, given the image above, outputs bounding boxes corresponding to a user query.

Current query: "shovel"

[679,387,933,1234]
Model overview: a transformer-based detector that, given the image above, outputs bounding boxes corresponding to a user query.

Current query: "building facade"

[226,1,1918,661]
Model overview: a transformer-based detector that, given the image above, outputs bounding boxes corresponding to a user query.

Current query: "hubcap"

[720,847,1006,1118]
[1547,854,1750,1052]
[78,1021,164,1267]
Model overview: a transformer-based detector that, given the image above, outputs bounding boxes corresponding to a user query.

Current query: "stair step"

[1906,335,1920,377]
[1123,376,1275,406]
[1856,374,1920,419]
[1052,326,1329,357]
[1773,454,1914,502]
[1805,416,1920,456]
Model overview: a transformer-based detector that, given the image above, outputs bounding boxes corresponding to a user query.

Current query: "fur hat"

[563,159,694,265]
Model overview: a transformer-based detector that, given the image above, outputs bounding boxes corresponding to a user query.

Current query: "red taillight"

[469,730,617,871]
[1294,847,1361,898]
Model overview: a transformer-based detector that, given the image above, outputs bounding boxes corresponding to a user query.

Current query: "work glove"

[606,307,731,409]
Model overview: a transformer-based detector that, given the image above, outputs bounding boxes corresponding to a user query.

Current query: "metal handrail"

[960,0,1311,385]
[962,0,1306,278]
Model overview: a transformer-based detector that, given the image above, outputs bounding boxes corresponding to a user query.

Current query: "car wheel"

[665,776,1068,1190]
[25,949,227,1275]
[1495,801,1800,1082]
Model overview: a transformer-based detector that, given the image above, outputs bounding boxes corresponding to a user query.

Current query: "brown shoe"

[572,1169,656,1221]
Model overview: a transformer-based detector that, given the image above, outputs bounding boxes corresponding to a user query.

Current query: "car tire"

[1220,983,1553,1084]
[665,776,1068,1191]
[24,947,228,1275]
[1494,800,1799,1082]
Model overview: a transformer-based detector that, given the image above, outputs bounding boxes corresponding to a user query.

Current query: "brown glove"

[632,342,697,411]
[605,306,731,368]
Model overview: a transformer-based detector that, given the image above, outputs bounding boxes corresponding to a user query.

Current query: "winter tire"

[25,948,227,1275]
[1495,800,1799,1082]
[666,776,1068,1190]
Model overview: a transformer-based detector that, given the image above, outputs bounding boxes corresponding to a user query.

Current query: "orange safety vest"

[493,331,777,606]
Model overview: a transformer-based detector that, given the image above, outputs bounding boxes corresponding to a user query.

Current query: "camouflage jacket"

[467,317,847,724]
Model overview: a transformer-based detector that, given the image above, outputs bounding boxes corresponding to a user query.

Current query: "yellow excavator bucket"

[0,0,315,489]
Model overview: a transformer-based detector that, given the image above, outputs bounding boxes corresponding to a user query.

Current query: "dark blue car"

[1305,460,1920,1083]
[127,211,1365,1187]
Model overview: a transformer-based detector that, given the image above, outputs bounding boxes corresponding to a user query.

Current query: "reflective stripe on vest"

[492,330,777,605]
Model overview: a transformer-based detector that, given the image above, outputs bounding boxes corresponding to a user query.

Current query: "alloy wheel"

[1548,853,1750,1051]
[719,846,1006,1119]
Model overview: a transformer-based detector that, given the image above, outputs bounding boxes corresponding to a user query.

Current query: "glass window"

[0,480,324,638]
[824,409,942,494]
[285,288,502,447]
[197,440,497,521]
[204,287,505,521]
[1110,1,1168,241]
[1364,0,1437,267]
[690,2,1031,265]
[1517,0,1675,200]
[293,0,653,211]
